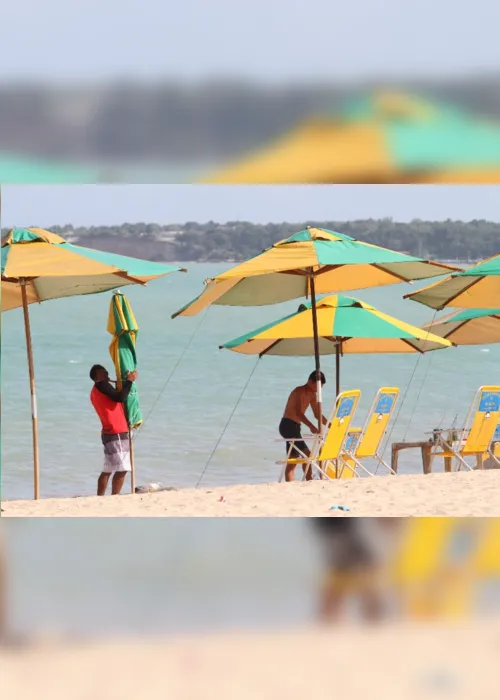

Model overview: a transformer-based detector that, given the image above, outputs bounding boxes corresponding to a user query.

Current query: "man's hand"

[126,370,138,382]
[310,425,319,435]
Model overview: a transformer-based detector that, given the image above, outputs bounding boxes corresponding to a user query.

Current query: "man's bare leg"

[318,576,344,622]
[111,472,126,495]
[302,447,313,480]
[97,472,111,496]
[285,462,296,482]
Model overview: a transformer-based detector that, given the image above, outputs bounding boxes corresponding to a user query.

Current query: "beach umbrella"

[2,227,185,499]
[203,93,500,184]
[405,254,500,311]
[173,226,459,432]
[220,295,452,396]
[108,291,142,494]
[421,308,500,346]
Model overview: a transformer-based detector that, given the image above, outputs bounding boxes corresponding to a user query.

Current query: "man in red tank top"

[90,364,138,496]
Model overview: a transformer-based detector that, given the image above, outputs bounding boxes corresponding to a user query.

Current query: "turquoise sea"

[2,263,499,500]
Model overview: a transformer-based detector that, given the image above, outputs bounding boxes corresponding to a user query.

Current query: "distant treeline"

[39,219,500,262]
[1,75,500,160]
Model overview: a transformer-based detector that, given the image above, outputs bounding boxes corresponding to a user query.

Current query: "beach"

[0,623,497,699]
[3,470,500,517]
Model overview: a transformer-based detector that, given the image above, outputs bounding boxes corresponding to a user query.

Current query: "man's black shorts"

[279,417,308,459]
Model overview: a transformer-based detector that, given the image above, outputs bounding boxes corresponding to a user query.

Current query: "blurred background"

[1,0,500,182]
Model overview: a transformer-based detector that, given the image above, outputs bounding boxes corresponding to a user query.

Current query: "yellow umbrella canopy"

[221,294,452,395]
[1,227,183,311]
[405,254,500,311]
[422,308,500,345]
[203,92,500,185]
[173,227,460,317]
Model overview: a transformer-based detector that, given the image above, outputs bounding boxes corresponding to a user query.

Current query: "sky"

[1,0,499,82]
[2,185,500,227]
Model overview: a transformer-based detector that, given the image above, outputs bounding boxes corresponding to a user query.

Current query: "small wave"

[480,348,490,352]
[68,360,81,363]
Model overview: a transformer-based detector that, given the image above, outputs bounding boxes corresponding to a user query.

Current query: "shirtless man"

[312,518,403,622]
[279,371,328,481]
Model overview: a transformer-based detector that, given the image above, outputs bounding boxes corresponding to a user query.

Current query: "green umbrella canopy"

[221,294,453,356]
[108,292,142,429]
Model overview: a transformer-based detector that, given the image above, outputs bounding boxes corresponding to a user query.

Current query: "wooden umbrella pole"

[129,428,136,494]
[21,280,40,500]
[309,273,323,437]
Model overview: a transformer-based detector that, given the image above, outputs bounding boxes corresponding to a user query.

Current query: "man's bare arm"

[310,396,329,426]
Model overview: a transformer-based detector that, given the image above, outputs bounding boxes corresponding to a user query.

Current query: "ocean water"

[2,263,499,500]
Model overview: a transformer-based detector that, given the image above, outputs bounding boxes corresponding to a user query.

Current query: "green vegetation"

[38,219,500,262]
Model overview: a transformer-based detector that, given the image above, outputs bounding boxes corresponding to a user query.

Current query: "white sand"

[3,470,500,517]
[0,623,498,699]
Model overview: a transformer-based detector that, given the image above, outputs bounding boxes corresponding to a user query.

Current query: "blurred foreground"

[1,518,499,697]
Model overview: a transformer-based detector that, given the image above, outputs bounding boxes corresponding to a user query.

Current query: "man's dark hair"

[90,364,106,381]
[309,370,326,385]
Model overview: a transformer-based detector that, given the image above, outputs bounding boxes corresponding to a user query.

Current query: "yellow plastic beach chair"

[486,423,500,466]
[338,387,400,477]
[430,386,500,472]
[276,389,361,481]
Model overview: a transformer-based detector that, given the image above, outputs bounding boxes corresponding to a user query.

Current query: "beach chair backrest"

[355,387,400,459]
[318,389,361,461]
[463,386,500,455]
[327,428,362,478]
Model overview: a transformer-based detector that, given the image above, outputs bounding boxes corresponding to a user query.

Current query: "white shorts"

[101,433,131,473]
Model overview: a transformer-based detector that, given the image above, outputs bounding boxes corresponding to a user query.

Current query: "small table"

[391,440,434,474]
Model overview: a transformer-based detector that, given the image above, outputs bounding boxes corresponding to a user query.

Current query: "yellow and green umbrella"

[2,227,185,499]
[405,254,500,311]
[422,308,500,345]
[221,294,452,396]
[108,292,142,429]
[174,226,458,431]
[108,292,141,494]
[204,92,500,184]
[173,227,459,315]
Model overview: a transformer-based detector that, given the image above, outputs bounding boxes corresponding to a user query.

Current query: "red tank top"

[90,385,129,434]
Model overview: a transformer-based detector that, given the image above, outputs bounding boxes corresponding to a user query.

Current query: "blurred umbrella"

[405,254,500,310]
[173,227,459,432]
[2,227,185,499]
[220,294,452,396]
[0,153,101,183]
[422,308,500,345]
[108,292,141,494]
[204,93,500,184]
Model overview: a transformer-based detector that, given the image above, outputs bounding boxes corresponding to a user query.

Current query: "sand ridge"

[3,470,500,517]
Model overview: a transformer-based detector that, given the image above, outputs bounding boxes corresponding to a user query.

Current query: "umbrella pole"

[129,429,136,494]
[21,280,40,500]
[309,274,322,437]
[336,344,340,397]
